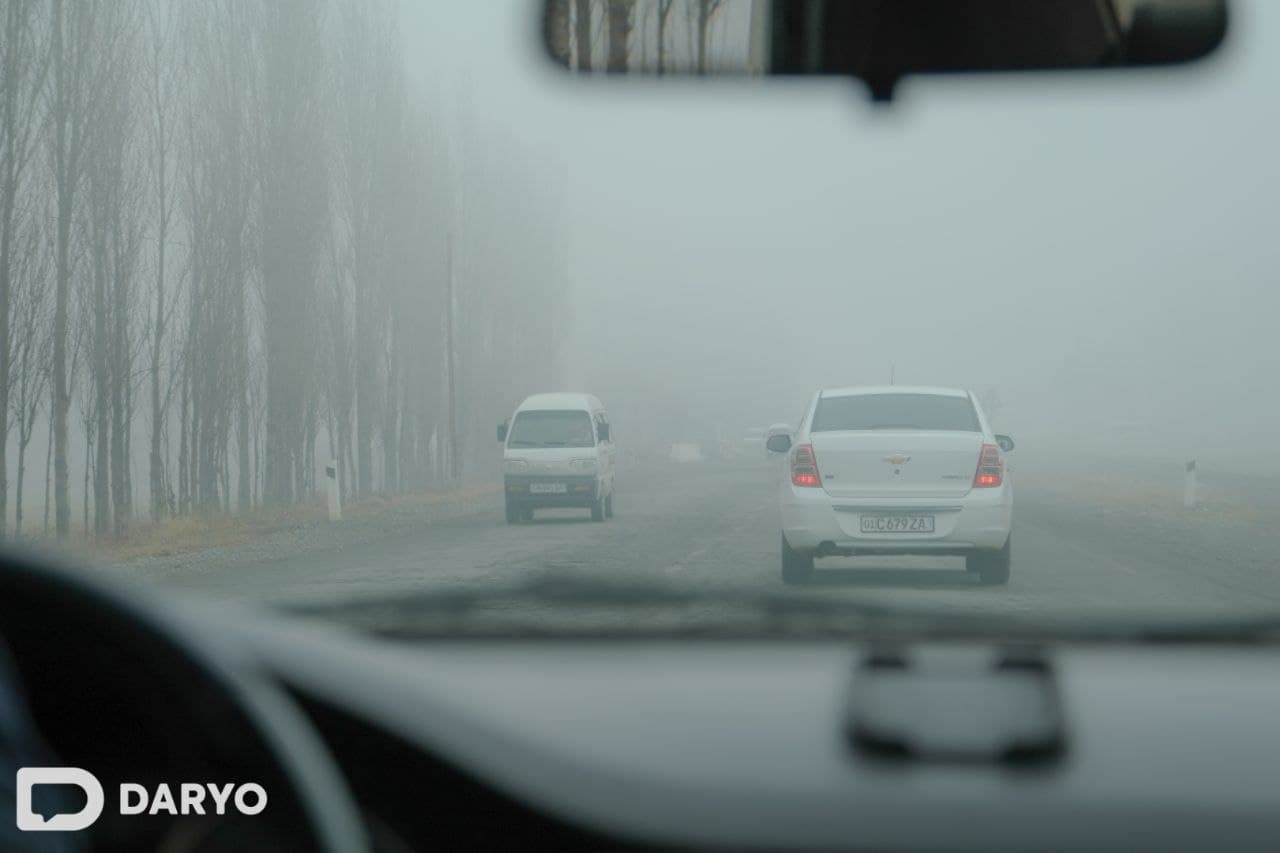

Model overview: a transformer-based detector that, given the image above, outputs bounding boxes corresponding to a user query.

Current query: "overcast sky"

[398,1,1279,467]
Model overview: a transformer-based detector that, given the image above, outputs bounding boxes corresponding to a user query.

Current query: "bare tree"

[656,0,676,74]
[142,0,180,522]
[546,0,571,65]
[9,206,50,537]
[335,0,397,497]
[86,25,142,537]
[692,0,726,74]
[47,0,128,539]
[606,0,634,72]
[257,0,329,505]
[574,0,593,71]
[0,0,49,536]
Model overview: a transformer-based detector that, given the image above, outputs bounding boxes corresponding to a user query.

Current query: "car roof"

[515,392,603,412]
[818,385,970,399]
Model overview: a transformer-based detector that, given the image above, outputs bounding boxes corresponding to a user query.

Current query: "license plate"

[529,482,567,494]
[860,515,935,533]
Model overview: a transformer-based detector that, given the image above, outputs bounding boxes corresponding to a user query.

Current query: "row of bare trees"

[0,0,566,540]
[547,0,733,75]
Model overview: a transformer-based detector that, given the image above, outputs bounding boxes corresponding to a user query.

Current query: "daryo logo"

[16,768,266,832]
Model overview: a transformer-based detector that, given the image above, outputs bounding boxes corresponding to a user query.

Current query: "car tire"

[591,496,605,522]
[505,502,519,524]
[781,534,814,585]
[969,537,1012,586]
[522,508,535,522]
[604,492,614,518]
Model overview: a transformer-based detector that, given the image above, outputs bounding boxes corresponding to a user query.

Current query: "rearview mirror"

[598,423,611,442]
[995,434,1015,453]
[497,423,508,443]
[542,0,1227,101]
[766,433,792,453]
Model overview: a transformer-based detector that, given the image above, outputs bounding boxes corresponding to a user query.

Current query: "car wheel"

[591,496,605,522]
[968,537,1012,586]
[781,534,814,585]
[604,492,614,518]
[505,502,519,524]
[522,508,535,522]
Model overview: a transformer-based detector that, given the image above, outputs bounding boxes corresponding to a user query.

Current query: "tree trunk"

[178,366,189,515]
[93,250,110,537]
[84,428,92,532]
[149,149,168,521]
[15,434,27,537]
[42,412,52,534]
[657,0,672,75]
[574,0,592,71]
[606,0,633,72]
[546,0,571,65]
[697,1,709,74]
[354,290,374,498]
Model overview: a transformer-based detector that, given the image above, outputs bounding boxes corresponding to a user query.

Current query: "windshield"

[5,0,1278,635]
[509,411,595,448]
[811,394,981,433]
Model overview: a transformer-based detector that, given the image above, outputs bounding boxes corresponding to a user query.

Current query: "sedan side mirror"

[766,434,792,453]
[598,423,610,442]
[995,434,1015,453]
[497,423,508,443]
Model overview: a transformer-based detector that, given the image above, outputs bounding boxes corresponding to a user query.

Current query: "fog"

[1,0,1276,544]
[402,0,1280,471]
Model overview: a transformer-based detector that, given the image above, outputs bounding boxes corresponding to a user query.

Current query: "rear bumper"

[780,482,1012,555]
[505,474,599,508]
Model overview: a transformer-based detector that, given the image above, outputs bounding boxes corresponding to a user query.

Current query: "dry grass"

[68,483,501,562]
[1022,472,1274,529]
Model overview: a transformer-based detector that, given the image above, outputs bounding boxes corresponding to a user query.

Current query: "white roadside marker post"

[326,460,342,522]
[1184,459,1198,510]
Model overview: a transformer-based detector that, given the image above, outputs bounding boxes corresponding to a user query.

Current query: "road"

[134,458,1280,622]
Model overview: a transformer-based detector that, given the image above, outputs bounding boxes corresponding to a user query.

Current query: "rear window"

[508,410,595,447]
[811,394,980,433]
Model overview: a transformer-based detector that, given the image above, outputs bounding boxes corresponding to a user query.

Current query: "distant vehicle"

[768,386,1014,586]
[498,392,616,523]
[669,442,705,464]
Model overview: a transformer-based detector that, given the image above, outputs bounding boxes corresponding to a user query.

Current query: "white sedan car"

[767,386,1014,586]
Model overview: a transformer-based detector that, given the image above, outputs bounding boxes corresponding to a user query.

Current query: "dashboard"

[4,553,1280,851]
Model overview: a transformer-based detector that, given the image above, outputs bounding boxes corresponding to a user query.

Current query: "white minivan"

[497,393,616,524]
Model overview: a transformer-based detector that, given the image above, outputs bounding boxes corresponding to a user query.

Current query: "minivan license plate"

[860,515,935,533]
[530,482,567,494]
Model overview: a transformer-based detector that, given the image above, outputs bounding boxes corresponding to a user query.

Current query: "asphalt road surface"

[133,458,1280,622]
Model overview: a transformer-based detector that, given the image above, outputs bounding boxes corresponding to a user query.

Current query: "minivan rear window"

[508,410,595,447]
[811,394,980,433]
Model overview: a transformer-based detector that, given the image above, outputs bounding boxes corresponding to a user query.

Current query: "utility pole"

[890,363,895,385]
[445,232,460,483]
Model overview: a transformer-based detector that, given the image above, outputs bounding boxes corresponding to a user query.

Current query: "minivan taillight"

[791,444,821,488]
[973,443,1003,488]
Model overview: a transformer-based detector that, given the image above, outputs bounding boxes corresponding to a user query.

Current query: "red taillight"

[791,444,821,488]
[973,443,1003,488]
